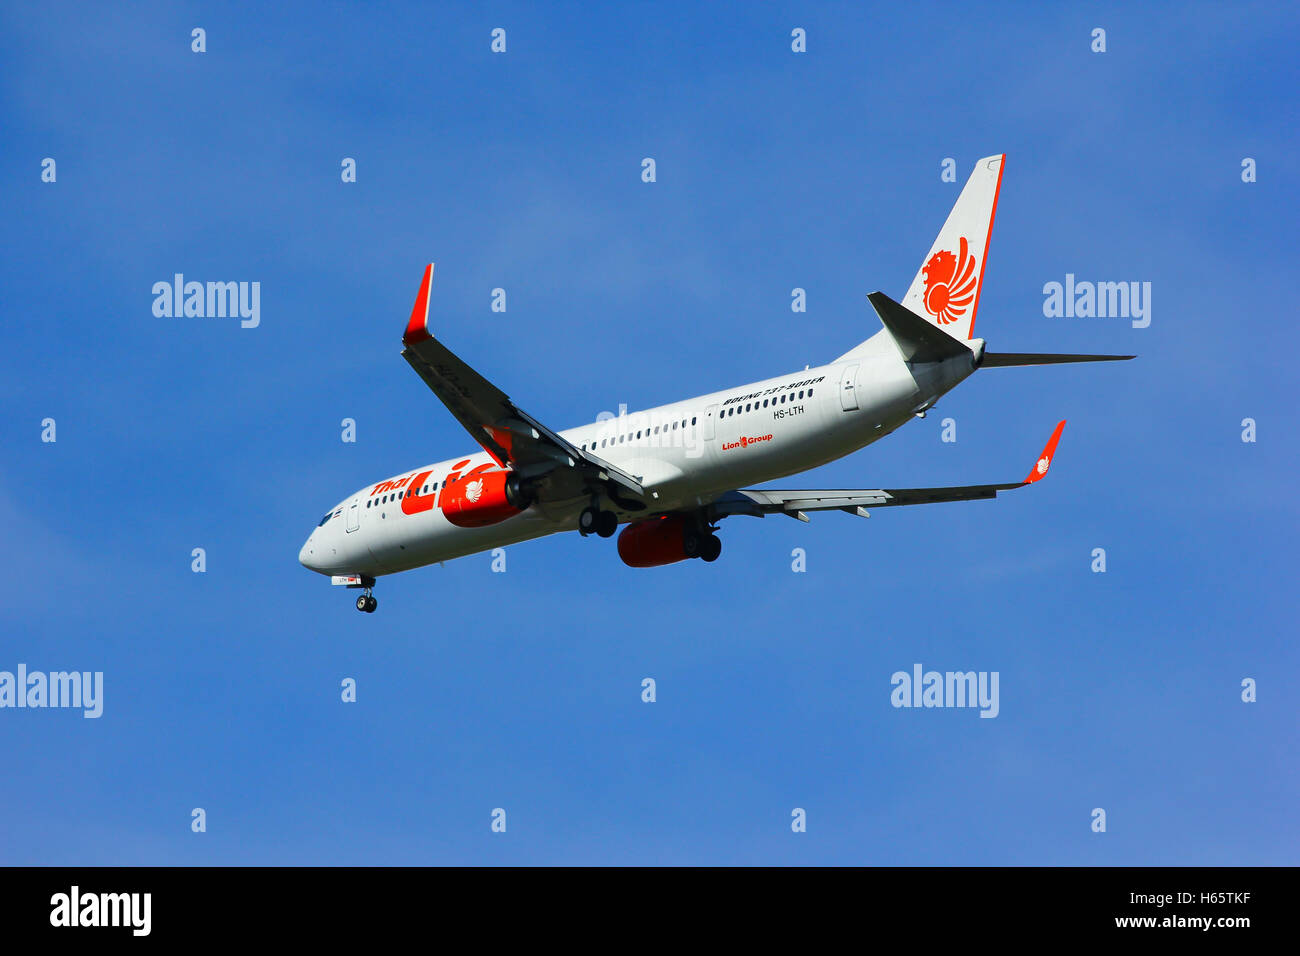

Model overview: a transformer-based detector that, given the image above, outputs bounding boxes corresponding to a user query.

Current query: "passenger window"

[691,416,696,425]
[808,388,814,397]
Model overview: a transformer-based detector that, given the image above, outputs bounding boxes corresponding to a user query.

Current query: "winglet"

[1024,420,1066,484]
[403,264,435,346]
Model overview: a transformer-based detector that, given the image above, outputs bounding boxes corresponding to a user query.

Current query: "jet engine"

[439,469,532,528]
[617,514,693,567]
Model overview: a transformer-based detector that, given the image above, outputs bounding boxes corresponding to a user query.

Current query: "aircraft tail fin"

[901,154,1005,342]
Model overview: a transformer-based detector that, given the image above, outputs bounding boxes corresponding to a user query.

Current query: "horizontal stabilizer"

[867,291,972,364]
[981,352,1135,367]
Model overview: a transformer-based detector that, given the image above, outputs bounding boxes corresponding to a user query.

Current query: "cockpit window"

[318,512,333,527]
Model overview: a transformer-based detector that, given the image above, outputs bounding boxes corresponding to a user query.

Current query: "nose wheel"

[355,590,378,613]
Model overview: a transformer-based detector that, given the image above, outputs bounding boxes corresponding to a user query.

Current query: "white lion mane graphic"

[465,479,484,502]
[1036,456,1050,475]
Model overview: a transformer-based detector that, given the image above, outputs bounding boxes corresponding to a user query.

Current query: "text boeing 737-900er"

[299,155,1132,612]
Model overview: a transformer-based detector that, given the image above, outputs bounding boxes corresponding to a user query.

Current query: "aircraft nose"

[299,533,321,572]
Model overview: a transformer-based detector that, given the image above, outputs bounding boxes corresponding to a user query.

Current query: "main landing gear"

[683,523,722,562]
[355,590,378,613]
[578,505,618,538]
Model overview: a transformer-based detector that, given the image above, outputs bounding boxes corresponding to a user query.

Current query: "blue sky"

[1,1,1295,864]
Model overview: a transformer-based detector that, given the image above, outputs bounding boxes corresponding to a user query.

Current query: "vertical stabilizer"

[901,154,1004,341]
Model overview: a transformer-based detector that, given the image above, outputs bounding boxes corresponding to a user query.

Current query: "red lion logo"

[921,236,978,325]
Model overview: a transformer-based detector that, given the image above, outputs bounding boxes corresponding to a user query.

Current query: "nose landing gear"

[333,574,379,613]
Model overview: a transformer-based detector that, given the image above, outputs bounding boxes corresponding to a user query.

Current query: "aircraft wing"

[714,421,1066,521]
[399,264,646,505]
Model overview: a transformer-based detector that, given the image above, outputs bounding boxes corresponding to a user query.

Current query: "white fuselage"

[298,330,977,577]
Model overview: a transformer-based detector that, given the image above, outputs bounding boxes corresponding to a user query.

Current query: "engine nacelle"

[440,468,532,528]
[617,514,691,568]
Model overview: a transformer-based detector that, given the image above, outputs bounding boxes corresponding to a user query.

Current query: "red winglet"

[1024,420,1066,484]
[403,264,434,345]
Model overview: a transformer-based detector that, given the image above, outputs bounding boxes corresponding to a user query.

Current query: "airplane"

[299,154,1132,612]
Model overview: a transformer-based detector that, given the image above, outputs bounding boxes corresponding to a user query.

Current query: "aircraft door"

[702,404,717,440]
[345,498,360,532]
[840,365,860,411]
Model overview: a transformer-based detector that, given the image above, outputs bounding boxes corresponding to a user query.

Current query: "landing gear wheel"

[595,510,618,538]
[365,596,377,613]
[700,534,722,562]
[579,506,599,536]
[356,592,377,613]
[682,526,703,559]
